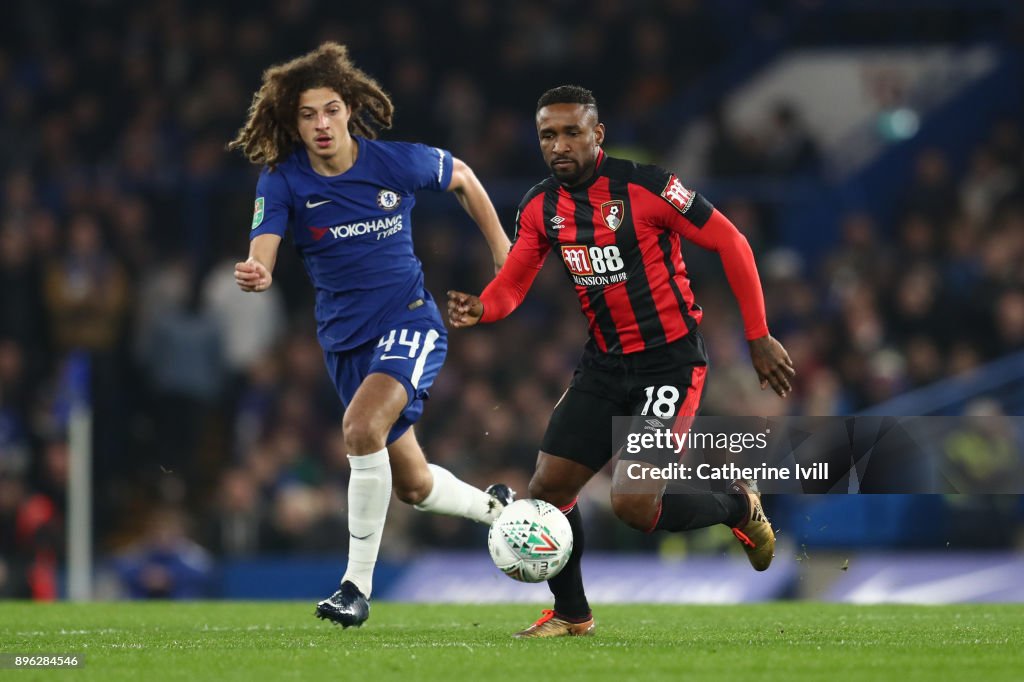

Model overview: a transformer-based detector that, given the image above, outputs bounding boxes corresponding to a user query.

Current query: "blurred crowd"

[1,1,1023,598]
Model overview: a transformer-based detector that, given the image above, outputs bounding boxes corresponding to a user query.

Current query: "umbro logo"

[306,199,331,208]
[645,418,664,429]
[551,215,566,229]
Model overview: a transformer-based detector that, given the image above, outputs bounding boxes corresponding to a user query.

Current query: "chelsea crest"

[377,189,401,211]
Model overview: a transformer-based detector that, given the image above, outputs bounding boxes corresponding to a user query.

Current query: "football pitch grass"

[2,602,1022,681]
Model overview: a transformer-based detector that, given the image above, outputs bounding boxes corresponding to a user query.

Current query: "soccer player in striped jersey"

[229,43,514,628]
[448,85,795,638]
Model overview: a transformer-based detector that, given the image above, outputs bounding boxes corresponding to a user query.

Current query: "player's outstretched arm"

[235,233,282,293]
[749,335,795,398]
[447,157,511,273]
[446,245,544,328]
[696,214,795,397]
[664,203,796,396]
[698,215,796,397]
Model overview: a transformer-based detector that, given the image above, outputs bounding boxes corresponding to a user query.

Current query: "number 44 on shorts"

[378,329,421,359]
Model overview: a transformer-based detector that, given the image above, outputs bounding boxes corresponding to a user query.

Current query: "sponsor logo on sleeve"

[660,175,695,215]
[251,197,265,230]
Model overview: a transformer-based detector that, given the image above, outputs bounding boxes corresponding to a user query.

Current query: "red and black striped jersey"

[479,151,769,354]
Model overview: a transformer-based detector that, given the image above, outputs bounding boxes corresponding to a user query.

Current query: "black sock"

[654,492,747,532]
[548,504,591,620]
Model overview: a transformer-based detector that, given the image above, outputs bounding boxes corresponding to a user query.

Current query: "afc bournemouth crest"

[376,189,401,211]
[600,200,624,231]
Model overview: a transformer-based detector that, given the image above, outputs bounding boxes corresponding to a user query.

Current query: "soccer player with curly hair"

[229,43,514,628]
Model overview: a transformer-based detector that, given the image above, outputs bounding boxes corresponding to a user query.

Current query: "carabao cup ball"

[487,498,573,583]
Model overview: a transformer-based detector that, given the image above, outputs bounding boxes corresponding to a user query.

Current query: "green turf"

[1,602,1021,681]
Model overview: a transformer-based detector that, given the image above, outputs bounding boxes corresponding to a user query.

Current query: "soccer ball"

[487,499,573,583]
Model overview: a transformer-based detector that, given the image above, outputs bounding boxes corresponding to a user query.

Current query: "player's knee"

[611,492,660,532]
[342,414,388,454]
[527,477,577,511]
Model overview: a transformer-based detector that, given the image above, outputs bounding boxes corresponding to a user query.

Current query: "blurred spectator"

[706,104,763,177]
[0,468,61,600]
[139,275,225,487]
[42,213,128,353]
[762,102,820,176]
[201,257,286,379]
[205,468,265,557]
[903,148,957,227]
[260,484,346,555]
[110,507,215,599]
[0,224,47,361]
[941,400,1023,547]
[960,146,1018,226]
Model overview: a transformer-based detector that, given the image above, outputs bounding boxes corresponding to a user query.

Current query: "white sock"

[414,463,501,524]
[342,448,391,598]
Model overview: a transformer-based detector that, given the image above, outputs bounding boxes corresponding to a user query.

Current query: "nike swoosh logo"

[379,355,409,361]
[350,532,374,541]
[306,199,331,208]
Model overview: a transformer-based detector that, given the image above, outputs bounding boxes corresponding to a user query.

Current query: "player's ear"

[594,122,606,147]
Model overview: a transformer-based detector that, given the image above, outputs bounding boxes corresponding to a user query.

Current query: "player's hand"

[447,290,484,328]
[748,334,795,398]
[234,257,272,292]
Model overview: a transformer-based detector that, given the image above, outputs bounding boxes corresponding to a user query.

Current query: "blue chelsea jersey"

[249,138,454,351]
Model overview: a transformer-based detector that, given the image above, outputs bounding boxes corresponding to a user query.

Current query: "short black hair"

[536,85,598,115]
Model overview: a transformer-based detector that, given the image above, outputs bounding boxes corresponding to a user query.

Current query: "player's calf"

[526,477,580,512]
[610,492,663,532]
[393,470,433,506]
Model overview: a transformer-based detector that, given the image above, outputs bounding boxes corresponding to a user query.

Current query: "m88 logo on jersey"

[560,244,624,276]
[560,245,593,275]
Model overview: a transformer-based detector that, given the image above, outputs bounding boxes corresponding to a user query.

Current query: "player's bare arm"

[446,290,483,328]
[235,233,281,293]
[447,157,511,272]
[748,334,795,397]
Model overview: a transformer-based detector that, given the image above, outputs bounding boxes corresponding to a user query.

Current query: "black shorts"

[541,332,709,472]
